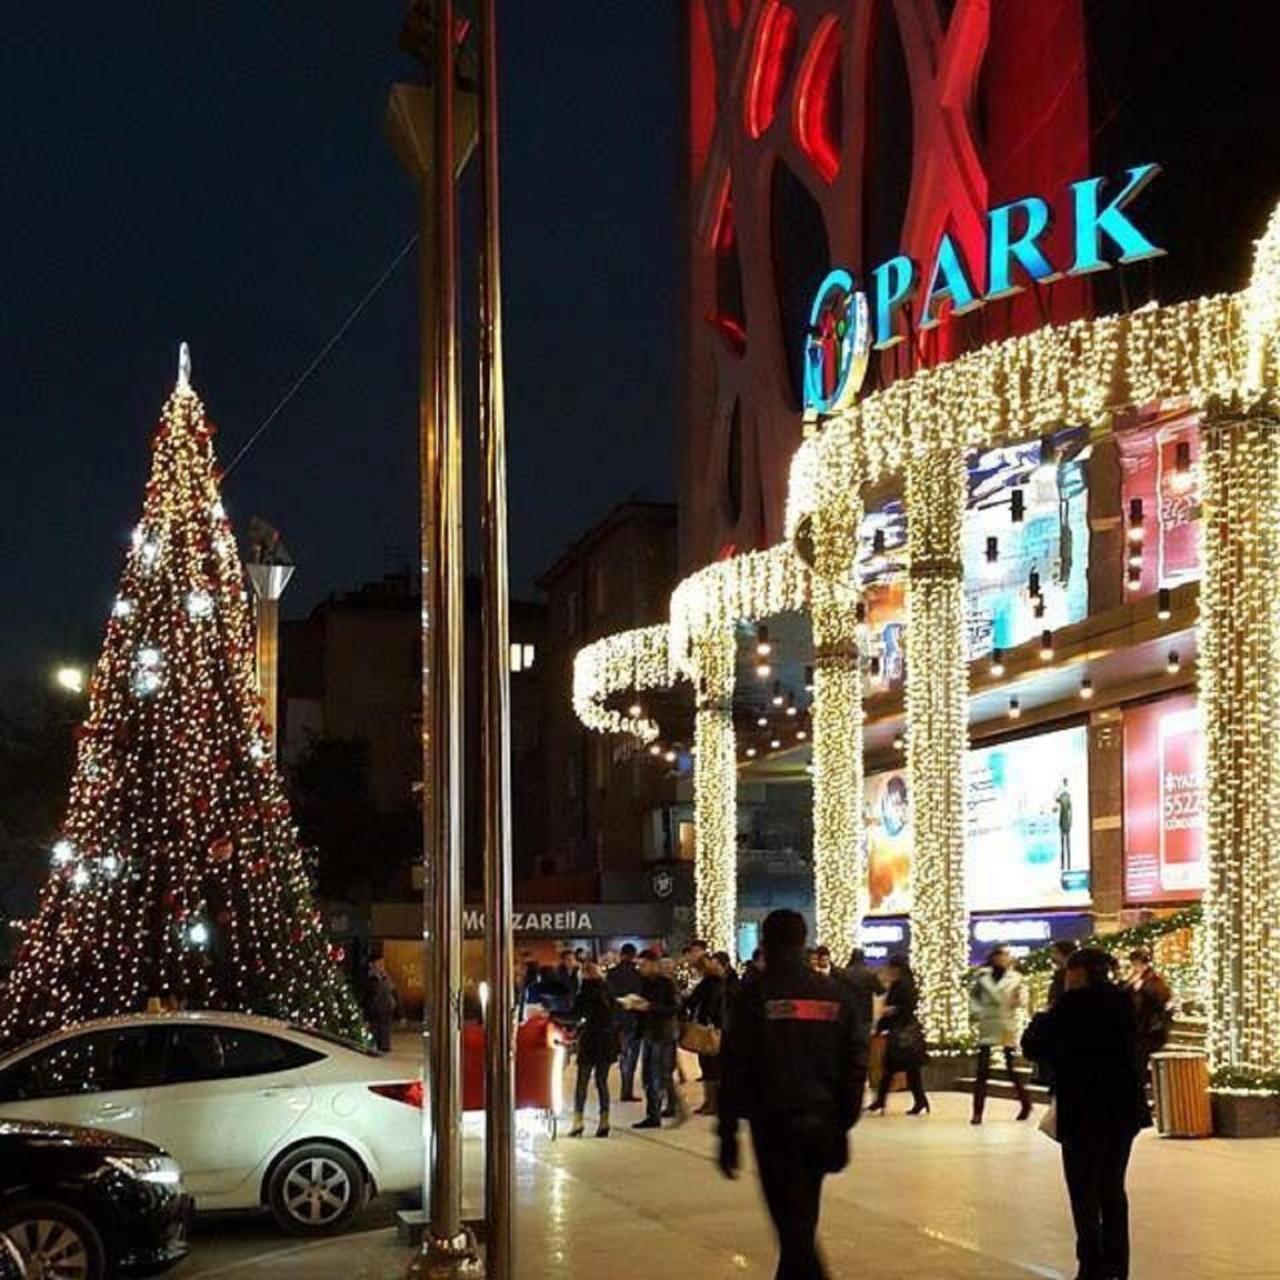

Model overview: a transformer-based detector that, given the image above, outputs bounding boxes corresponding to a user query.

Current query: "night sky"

[0,3,679,679]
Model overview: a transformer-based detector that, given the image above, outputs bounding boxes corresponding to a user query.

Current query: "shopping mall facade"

[573,3,1279,1081]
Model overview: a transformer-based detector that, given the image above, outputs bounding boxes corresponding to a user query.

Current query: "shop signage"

[804,163,1165,412]
[968,912,1091,965]
[857,917,911,966]
[461,903,671,939]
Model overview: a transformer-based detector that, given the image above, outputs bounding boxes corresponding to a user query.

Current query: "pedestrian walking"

[867,954,929,1115]
[836,947,881,1029]
[719,909,868,1280]
[365,955,399,1054]
[1125,947,1173,1081]
[969,945,1033,1123]
[631,949,684,1129]
[684,953,727,1115]
[1023,946,1151,1280]
[568,961,618,1138]
[606,942,644,1101]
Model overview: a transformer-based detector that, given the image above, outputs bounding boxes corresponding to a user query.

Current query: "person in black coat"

[606,943,645,1101]
[631,950,683,1129]
[568,962,619,1137]
[719,909,868,1280]
[685,954,728,1115]
[837,947,882,1029]
[1022,947,1152,1280]
[868,955,929,1115]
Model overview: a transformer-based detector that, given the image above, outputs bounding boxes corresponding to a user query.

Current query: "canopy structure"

[574,202,1280,1075]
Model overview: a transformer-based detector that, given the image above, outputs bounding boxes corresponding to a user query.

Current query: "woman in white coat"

[969,945,1033,1124]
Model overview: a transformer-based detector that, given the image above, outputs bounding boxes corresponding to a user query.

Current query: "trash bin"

[1150,1051,1212,1138]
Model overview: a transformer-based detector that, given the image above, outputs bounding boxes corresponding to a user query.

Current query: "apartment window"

[509,642,536,673]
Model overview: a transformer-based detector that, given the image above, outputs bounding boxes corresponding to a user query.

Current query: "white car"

[0,1011,424,1236]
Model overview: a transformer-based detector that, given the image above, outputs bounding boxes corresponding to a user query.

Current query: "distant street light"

[53,666,86,695]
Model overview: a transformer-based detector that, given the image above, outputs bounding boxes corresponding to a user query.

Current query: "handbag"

[679,1021,722,1056]
[888,1022,927,1067]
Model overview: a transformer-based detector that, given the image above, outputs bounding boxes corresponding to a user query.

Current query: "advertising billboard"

[966,725,1092,910]
[1118,415,1201,594]
[1123,694,1207,903]
[865,723,1092,915]
[964,434,1090,657]
[865,768,912,914]
[854,429,1091,689]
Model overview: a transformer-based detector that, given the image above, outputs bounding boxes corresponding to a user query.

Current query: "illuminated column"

[905,444,970,1043]
[1200,406,1280,1073]
[692,628,737,957]
[810,453,866,955]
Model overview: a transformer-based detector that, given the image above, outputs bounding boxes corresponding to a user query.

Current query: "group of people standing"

[513,923,1173,1279]
[544,940,741,1138]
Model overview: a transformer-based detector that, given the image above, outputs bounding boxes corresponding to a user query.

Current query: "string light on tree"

[0,345,366,1050]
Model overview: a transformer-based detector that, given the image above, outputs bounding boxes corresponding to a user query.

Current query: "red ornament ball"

[209,837,234,862]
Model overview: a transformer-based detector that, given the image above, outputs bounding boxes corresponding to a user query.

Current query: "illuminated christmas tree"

[0,346,367,1047]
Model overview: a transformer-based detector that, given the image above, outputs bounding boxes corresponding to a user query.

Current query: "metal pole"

[412,0,478,1273]
[478,0,514,1273]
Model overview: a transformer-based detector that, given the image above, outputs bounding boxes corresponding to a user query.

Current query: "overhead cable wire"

[224,230,419,475]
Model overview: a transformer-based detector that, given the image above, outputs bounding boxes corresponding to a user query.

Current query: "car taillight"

[369,1081,424,1108]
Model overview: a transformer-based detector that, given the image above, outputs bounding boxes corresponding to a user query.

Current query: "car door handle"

[94,1103,133,1118]
[258,1087,288,1097]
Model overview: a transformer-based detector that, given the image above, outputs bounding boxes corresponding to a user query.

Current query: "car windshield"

[288,1024,379,1057]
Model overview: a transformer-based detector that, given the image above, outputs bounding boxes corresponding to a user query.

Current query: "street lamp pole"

[409,0,477,1273]
[477,0,515,1274]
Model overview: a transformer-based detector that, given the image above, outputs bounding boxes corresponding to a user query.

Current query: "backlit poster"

[865,769,912,914]
[964,432,1090,657]
[1118,415,1201,594]
[965,725,1092,911]
[1123,694,1207,902]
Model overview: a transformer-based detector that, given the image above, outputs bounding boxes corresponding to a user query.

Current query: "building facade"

[536,501,681,897]
[278,572,548,896]
[574,1,1280,1079]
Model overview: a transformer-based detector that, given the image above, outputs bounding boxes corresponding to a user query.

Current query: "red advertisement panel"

[1123,694,1207,903]
[1118,414,1201,594]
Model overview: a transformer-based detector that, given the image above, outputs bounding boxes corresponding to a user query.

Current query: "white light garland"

[670,545,810,680]
[1200,405,1280,1072]
[692,629,736,957]
[810,425,866,955]
[905,445,971,1043]
[572,625,672,743]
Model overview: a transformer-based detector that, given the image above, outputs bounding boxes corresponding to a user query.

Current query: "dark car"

[0,1120,191,1279]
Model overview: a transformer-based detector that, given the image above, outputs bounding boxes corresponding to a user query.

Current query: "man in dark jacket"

[631,949,682,1129]
[719,910,868,1279]
[606,943,644,1101]
[1023,947,1151,1280]
[555,949,582,1003]
[1126,947,1173,1079]
[366,955,399,1053]
[837,947,881,1029]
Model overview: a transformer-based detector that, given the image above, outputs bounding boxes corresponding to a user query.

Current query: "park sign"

[803,162,1166,413]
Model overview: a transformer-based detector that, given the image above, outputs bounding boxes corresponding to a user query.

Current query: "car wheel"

[267,1143,365,1236]
[0,1198,106,1280]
